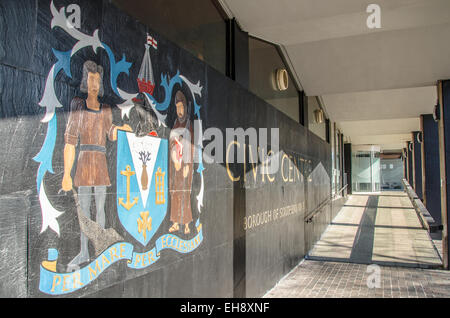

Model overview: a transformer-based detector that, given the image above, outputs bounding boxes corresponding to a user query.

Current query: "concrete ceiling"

[221,0,450,150]
[321,86,436,121]
[322,86,436,150]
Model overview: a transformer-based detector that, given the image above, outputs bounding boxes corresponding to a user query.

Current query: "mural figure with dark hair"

[62,60,133,271]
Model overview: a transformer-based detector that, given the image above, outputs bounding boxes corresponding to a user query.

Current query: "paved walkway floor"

[307,191,442,268]
[264,191,449,298]
[264,260,450,298]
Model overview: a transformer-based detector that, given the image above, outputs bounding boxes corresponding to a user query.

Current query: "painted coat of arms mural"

[35,1,206,295]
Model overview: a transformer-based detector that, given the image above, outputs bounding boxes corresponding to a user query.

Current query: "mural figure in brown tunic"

[61,61,132,269]
[169,91,194,235]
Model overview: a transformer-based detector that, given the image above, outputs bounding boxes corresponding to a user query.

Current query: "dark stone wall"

[0,0,331,298]
[0,191,31,297]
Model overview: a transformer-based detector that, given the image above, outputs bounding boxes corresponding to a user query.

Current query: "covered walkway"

[264,260,450,298]
[264,191,446,298]
[307,191,441,268]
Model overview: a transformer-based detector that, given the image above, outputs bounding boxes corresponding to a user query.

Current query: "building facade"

[0,0,348,298]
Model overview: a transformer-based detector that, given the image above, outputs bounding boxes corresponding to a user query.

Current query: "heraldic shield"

[117,130,168,246]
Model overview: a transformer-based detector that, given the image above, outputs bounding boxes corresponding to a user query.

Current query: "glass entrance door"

[352,146,381,192]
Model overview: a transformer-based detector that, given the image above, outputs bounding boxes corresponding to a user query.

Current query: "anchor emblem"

[119,165,139,210]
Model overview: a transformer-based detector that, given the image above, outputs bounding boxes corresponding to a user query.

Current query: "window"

[112,0,227,74]
[248,37,300,123]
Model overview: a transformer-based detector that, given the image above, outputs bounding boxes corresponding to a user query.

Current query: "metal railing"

[304,184,348,223]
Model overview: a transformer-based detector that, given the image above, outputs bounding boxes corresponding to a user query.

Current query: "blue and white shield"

[116,131,168,246]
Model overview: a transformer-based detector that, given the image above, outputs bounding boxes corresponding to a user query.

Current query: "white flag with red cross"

[147,34,158,50]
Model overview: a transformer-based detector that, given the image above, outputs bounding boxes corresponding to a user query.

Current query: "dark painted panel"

[441,80,450,261]
[422,115,441,229]
[407,142,414,186]
[403,148,407,181]
[344,143,352,195]
[299,91,308,128]
[413,131,423,200]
